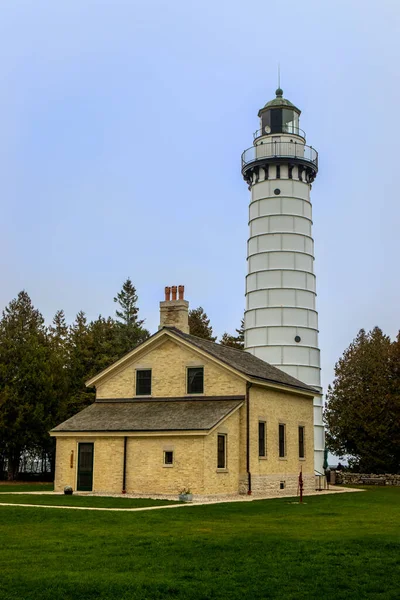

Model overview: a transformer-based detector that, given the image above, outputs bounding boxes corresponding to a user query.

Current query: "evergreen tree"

[47,310,70,473]
[188,307,216,341]
[0,291,55,479]
[324,327,398,473]
[88,316,121,375]
[114,278,150,355]
[220,318,245,350]
[64,311,95,418]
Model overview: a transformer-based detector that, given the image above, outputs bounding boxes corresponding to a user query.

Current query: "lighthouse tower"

[242,88,324,473]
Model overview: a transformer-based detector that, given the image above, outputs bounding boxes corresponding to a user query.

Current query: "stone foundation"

[239,473,315,495]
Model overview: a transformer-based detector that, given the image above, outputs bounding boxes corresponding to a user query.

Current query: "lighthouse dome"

[260,88,300,114]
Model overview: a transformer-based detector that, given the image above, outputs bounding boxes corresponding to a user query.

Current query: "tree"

[47,310,70,473]
[0,291,55,479]
[324,327,399,473]
[64,311,95,419]
[114,278,150,355]
[220,318,245,350]
[188,307,216,341]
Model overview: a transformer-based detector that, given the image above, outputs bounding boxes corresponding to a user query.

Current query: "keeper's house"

[51,286,319,497]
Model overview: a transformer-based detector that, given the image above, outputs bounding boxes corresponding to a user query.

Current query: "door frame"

[77,442,94,492]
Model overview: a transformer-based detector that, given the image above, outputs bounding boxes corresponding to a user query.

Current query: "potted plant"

[179,487,193,502]
[64,486,73,496]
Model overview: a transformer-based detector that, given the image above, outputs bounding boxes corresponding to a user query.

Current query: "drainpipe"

[246,382,253,495]
[122,436,127,494]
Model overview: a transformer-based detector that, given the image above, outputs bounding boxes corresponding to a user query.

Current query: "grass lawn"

[0,487,399,600]
[0,482,54,493]
[0,493,177,509]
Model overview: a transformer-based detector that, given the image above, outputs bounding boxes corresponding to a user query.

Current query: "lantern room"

[257,88,303,138]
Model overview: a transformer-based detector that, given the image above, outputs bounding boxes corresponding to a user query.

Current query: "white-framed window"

[163,451,174,466]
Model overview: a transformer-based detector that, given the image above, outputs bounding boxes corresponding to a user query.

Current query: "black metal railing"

[253,125,306,140]
[241,141,318,169]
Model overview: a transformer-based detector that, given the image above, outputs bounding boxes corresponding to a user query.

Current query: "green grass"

[0,482,54,492]
[0,493,177,509]
[0,487,399,600]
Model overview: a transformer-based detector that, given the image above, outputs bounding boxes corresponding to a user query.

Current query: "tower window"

[276,165,281,179]
[136,369,152,395]
[187,367,204,394]
[288,165,293,179]
[279,424,286,458]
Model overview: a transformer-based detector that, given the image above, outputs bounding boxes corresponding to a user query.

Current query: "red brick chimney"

[159,285,189,333]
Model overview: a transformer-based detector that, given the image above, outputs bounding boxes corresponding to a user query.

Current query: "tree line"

[325,327,400,473]
[0,280,243,480]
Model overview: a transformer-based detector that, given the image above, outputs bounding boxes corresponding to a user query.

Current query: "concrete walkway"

[0,486,363,512]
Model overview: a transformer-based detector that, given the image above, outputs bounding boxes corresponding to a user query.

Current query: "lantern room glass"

[261,108,300,135]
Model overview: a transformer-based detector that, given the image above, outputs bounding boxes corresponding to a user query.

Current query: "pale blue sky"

[1,0,400,393]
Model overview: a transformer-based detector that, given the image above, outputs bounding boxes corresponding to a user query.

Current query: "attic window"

[136,369,152,396]
[187,367,204,394]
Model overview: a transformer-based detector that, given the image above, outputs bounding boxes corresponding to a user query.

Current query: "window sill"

[163,464,174,468]
[258,456,268,460]
[299,458,306,461]
[279,457,288,461]
[216,468,229,473]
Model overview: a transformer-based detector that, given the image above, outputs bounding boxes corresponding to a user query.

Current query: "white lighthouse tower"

[242,87,324,473]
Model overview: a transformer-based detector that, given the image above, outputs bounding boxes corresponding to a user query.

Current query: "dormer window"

[187,367,204,394]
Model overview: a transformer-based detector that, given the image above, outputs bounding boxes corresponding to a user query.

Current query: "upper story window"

[187,367,204,394]
[136,369,152,396]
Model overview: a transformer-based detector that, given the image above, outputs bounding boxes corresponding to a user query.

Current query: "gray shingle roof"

[169,328,318,394]
[51,396,244,433]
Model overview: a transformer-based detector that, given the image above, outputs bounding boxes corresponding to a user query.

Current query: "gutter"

[246,382,253,495]
[122,436,127,494]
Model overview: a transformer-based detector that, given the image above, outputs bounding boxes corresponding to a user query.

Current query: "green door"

[77,443,94,491]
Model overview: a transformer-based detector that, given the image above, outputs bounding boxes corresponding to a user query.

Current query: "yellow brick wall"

[126,435,205,495]
[54,437,75,491]
[96,338,246,399]
[54,436,124,493]
[249,385,314,476]
[203,407,241,495]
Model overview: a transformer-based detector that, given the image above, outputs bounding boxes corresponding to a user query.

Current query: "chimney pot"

[159,285,189,333]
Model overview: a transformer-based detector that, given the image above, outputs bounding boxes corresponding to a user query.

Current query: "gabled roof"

[85,326,318,395]
[51,396,244,433]
[168,328,318,394]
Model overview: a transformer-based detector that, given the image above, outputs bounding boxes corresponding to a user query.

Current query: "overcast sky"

[1,0,399,393]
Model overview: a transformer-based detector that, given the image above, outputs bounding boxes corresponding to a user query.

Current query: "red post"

[299,467,304,504]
